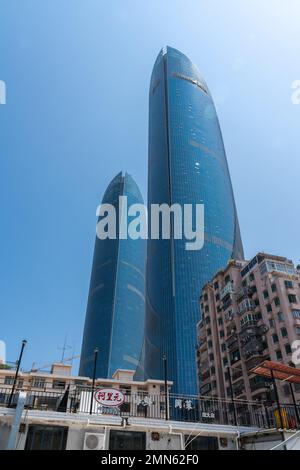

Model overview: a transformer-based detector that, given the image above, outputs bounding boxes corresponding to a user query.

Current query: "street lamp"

[162,353,169,420]
[89,348,99,415]
[226,365,238,427]
[8,339,27,408]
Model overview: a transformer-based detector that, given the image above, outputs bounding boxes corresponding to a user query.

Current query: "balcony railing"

[1,385,299,431]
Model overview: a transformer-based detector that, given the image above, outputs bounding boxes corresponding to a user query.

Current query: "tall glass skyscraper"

[140,47,244,395]
[79,172,146,379]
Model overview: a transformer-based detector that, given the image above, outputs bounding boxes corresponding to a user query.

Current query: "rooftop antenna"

[58,334,72,363]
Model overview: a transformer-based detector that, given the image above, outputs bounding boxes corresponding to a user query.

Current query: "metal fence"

[1,386,299,431]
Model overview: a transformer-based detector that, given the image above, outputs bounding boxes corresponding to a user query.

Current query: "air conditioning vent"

[83,433,104,450]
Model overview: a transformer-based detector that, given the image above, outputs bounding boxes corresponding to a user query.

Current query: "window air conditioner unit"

[83,432,105,450]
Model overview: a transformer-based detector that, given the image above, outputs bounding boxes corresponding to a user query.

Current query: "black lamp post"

[162,353,169,420]
[89,348,99,415]
[8,339,27,408]
[227,366,238,426]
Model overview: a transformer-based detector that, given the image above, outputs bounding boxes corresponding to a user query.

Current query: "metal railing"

[1,385,299,431]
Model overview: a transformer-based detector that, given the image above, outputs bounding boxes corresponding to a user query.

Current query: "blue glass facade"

[79,172,146,378]
[140,47,244,395]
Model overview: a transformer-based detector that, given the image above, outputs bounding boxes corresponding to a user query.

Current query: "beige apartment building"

[197,253,300,403]
[0,363,171,407]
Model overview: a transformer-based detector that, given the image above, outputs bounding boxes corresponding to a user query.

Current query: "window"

[4,376,14,385]
[207,328,211,336]
[272,334,279,344]
[214,282,219,290]
[242,279,247,287]
[281,327,288,338]
[52,380,66,390]
[221,343,226,352]
[296,327,300,335]
[285,280,293,289]
[203,293,208,301]
[25,425,68,450]
[225,275,230,284]
[33,378,46,389]
[288,294,297,304]
[230,350,241,364]
[185,435,218,451]
[266,304,272,312]
[292,310,300,319]
[120,385,131,396]
[210,366,215,374]
[271,283,277,292]
[276,350,282,360]
[109,430,146,451]
[274,297,280,306]
[223,357,228,366]
[208,340,213,349]
[219,330,225,338]
[285,344,292,355]
[249,273,255,281]
[278,312,284,322]
[269,319,275,328]
[215,294,220,301]
[263,290,269,298]
[209,353,214,361]
[218,318,223,326]
[254,298,260,306]
[205,305,209,312]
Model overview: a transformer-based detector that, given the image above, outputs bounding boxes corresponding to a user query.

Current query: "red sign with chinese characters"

[94,388,125,407]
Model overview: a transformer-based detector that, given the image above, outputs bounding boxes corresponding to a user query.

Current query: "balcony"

[200,370,210,382]
[224,310,235,324]
[245,355,267,371]
[232,368,243,382]
[238,299,255,315]
[237,286,254,301]
[233,380,245,397]
[222,298,233,311]
[226,334,239,352]
[220,282,234,300]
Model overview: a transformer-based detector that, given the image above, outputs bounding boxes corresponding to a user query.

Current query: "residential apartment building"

[197,253,300,403]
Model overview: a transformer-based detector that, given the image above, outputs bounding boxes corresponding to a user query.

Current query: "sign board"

[94,388,125,407]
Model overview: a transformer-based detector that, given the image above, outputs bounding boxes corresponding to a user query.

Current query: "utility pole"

[163,353,169,420]
[227,366,238,426]
[89,348,99,415]
[8,340,27,408]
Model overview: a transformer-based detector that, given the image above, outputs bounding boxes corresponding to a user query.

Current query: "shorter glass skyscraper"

[79,172,146,379]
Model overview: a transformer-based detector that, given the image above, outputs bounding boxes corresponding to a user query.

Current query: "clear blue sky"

[1,0,299,372]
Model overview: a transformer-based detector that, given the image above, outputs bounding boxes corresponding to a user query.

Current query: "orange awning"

[250,360,300,384]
